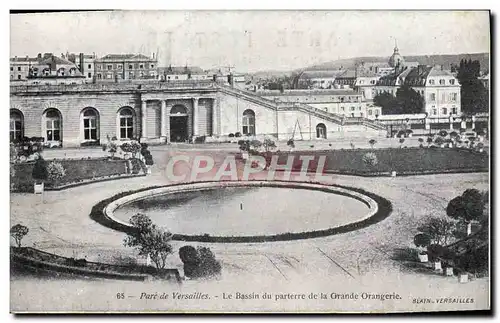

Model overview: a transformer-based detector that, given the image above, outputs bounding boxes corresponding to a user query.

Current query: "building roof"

[10,56,39,63]
[158,66,206,75]
[299,70,345,79]
[39,55,75,66]
[376,66,416,86]
[335,69,357,79]
[97,54,155,61]
[259,89,362,97]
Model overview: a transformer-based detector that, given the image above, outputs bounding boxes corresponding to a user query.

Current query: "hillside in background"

[303,52,490,72]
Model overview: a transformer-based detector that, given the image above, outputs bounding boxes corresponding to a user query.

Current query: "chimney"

[79,53,85,73]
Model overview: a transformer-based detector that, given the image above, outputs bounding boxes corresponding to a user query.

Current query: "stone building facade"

[10,82,387,146]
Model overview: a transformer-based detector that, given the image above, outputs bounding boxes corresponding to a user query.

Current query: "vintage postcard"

[9,10,490,313]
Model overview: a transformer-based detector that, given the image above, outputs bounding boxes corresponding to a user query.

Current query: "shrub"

[107,142,118,158]
[228,133,235,138]
[238,140,250,152]
[179,246,200,278]
[11,224,29,247]
[32,156,48,183]
[287,139,295,149]
[362,152,378,167]
[439,130,448,137]
[417,217,456,245]
[47,161,66,183]
[446,189,486,235]
[123,213,173,270]
[250,139,262,151]
[262,138,277,152]
[235,132,242,138]
[397,130,405,138]
[414,233,431,249]
[450,131,459,138]
[405,129,413,135]
[179,245,221,279]
[399,138,405,148]
[368,139,377,149]
[427,244,455,262]
[434,137,444,146]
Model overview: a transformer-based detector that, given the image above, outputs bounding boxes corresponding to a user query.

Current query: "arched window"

[242,109,255,135]
[10,110,23,142]
[44,109,62,142]
[316,123,327,139]
[82,108,99,141]
[57,68,65,76]
[170,105,188,115]
[118,108,135,139]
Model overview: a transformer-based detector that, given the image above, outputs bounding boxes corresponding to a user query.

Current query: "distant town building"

[25,53,86,85]
[94,54,158,82]
[158,66,210,81]
[67,53,96,82]
[374,64,461,119]
[294,70,345,89]
[10,55,39,81]
[257,89,381,118]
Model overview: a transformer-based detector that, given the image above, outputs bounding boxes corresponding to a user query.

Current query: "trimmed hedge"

[89,181,393,243]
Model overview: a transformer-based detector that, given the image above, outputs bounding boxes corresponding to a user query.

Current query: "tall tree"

[373,85,424,115]
[396,85,424,114]
[456,59,489,114]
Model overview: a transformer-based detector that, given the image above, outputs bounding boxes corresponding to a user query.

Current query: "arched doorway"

[81,107,100,143]
[170,105,188,142]
[242,109,256,136]
[10,110,24,142]
[316,123,327,139]
[43,108,63,145]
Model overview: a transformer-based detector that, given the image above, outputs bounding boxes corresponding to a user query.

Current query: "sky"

[10,10,490,73]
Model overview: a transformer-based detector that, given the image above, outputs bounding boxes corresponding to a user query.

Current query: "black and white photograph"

[8,9,490,313]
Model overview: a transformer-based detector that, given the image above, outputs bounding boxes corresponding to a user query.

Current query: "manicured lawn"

[11,158,143,192]
[267,147,488,175]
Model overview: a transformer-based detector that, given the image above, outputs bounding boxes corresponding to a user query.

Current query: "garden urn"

[445,267,454,276]
[34,182,44,194]
[418,253,428,263]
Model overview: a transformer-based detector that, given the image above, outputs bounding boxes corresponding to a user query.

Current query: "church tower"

[388,38,405,69]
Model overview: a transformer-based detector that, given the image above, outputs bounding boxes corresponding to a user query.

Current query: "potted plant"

[434,136,445,148]
[444,262,454,276]
[144,150,154,174]
[32,155,48,194]
[414,233,431,263]
[418,137,424,148]
[287,139,295,152]
[47,161,66,188]
[458,271,469,283]
[238,140,250,159]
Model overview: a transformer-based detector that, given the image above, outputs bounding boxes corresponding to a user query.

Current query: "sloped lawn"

[11,158,144,192]
[267,147,488,176]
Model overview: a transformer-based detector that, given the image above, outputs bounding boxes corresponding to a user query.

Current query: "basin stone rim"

[102,180,390,243]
